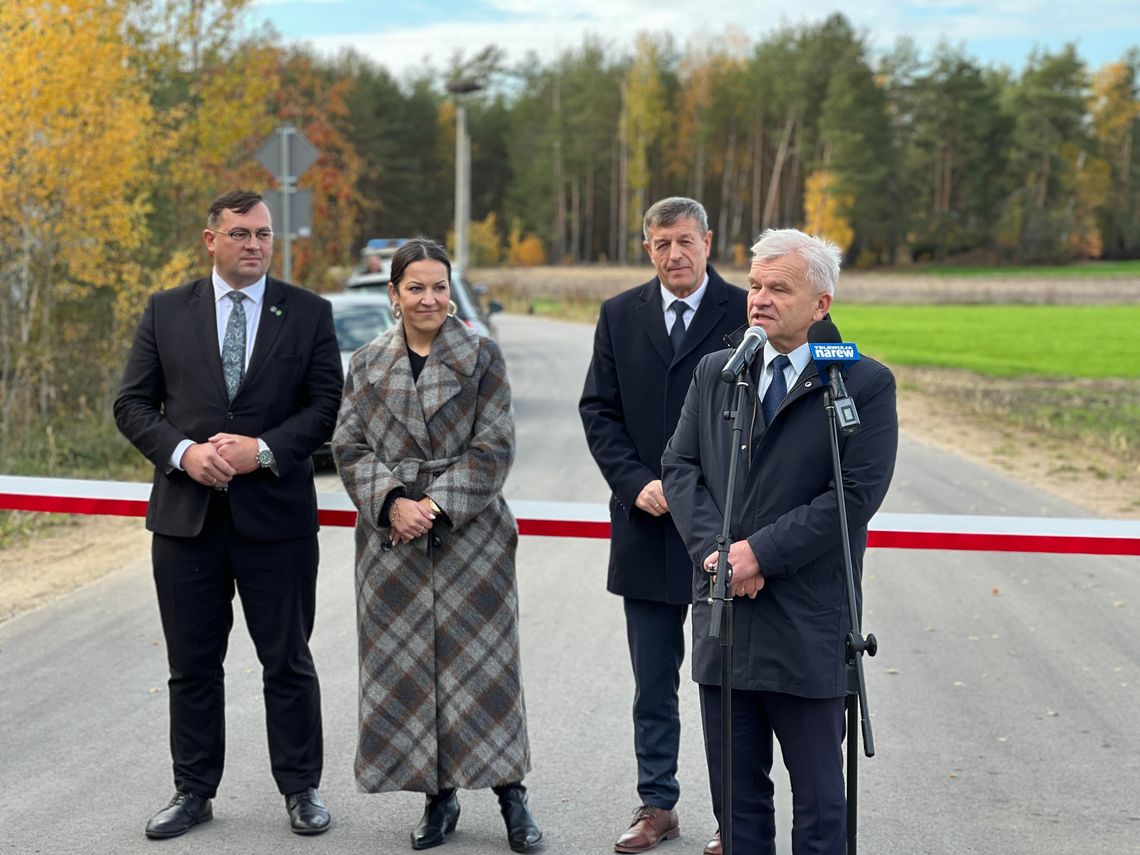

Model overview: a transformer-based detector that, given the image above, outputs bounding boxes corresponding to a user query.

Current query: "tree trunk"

[717,124,737,256]
[784,144,800,227]
[751,115,764,242]
[618,128,630,265]
[762,115,795,230]
[609,136,619,262]
[693,139,706,203]
[585,165,595,262]
[570,172,581,263]
[730,130,753,249]
[552,77,566,263]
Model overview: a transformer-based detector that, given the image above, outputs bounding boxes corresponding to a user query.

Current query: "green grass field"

[898,260,1140,278]
[832,304,1140,378]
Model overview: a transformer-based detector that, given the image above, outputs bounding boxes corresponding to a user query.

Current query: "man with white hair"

[662,228,898,855]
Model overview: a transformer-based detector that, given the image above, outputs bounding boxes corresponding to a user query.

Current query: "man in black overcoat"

[115,190,343,839]
[580,197,747,853]
[661,228,898,855]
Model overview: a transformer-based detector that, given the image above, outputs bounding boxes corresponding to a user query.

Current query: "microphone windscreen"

[807,319,842,343]
[742,325,768,346]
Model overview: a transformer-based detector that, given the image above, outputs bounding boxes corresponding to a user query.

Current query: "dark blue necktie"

[668,300,687,356]
[762,354,790,426]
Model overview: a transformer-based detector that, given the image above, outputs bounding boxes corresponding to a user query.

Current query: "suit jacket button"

[432,536,443,548]
[225,412,234,419]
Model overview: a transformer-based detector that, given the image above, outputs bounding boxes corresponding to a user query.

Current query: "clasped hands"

[182,434,259,487]
[388,497,438,545]
[703,540,765,599]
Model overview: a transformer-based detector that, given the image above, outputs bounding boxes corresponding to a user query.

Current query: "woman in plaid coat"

[332,239,541,853]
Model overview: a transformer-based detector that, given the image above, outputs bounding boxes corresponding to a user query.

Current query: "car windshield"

[334,303,393,350]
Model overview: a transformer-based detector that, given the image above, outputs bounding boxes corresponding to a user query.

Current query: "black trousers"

[700,684,846,855]
[152,492,323,797]
[623,597,688,809]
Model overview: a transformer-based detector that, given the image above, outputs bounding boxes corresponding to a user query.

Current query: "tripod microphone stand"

[820,378,878,855]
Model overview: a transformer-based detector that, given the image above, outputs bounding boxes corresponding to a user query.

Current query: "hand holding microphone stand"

[707,324,766,855]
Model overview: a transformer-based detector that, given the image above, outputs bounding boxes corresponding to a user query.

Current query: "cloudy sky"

[253,0,1140,80]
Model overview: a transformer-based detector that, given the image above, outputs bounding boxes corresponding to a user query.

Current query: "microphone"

[807,319,861,434]
[720,325,768,384]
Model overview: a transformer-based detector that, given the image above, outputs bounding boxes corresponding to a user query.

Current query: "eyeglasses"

[209,228,274,243]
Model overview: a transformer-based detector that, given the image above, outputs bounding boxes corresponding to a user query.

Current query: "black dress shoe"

[411,788,460,850]
[144,791,212,839]
[286,787,331,835]
[493,783,543,852]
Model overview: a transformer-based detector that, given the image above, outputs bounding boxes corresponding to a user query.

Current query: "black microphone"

[720,325,768,383]
[807,319,861,434]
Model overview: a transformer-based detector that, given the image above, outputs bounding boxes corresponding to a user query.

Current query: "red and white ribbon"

[1,475,1138,556]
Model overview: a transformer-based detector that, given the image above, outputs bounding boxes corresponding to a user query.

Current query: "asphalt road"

[1,314,1137,855]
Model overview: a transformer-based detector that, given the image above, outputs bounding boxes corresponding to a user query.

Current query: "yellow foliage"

[0,0,155,439]
[131,0,280,248]
[506,219,548,266]
[802,171,855,254]
[621,34,668,243]
[468,213,503,266]
[1089,62,1139,146]
[0,0,151,285]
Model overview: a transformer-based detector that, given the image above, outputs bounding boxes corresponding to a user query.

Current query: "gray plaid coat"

[332,316,530,793]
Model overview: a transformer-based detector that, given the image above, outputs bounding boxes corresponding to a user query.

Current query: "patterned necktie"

[222,291,247,400]
[668,299,688,356]
[762,354,791,427]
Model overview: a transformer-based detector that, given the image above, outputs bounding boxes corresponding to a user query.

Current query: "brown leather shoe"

[703,832,721,855]
[614,805,680,853]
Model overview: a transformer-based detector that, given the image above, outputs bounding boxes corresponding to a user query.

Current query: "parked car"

[345,237,407,289]
[326,292,395,375]
[313,293,395,469]
[344,261,502,338]
[451,265,502,338]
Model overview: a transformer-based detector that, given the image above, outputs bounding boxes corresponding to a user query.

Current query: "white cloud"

[289,1,1140,78]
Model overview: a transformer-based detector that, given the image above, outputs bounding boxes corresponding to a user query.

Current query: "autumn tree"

[0,0,154,468]
[126,0,281,268]
[1089,57,1140,257]
[620,35,671,262]
[270,48,367,289]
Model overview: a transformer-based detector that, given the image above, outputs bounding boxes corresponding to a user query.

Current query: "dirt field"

[2,267,1138,624]
[470,265,1140,306]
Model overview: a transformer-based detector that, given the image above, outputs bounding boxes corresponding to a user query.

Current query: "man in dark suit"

[580,197,747,853]
[662,228,898,855]
[115,190,343,839]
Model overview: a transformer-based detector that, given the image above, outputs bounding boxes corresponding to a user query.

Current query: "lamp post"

[447,78,484,271]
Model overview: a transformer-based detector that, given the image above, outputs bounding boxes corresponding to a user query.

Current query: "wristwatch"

[256,437,275,469]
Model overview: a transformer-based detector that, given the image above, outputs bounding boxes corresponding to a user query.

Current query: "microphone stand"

[820,377,878,855]
[707,369,751,855]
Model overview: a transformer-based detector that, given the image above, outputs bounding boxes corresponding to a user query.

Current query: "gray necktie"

[668,300,688,355]
[762,354,790,427]
[222,291,247,400]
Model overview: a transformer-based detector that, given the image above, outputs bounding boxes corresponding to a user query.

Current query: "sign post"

[257,126,319,282]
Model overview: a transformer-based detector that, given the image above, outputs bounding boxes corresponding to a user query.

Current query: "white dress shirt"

[660,273,710,334]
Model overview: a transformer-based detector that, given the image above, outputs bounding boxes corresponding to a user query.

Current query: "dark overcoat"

[662,350,898,697]
[579,266,748,604]
[332,316,529,793]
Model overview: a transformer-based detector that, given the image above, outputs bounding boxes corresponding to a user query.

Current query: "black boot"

[492,782,542,852]
[411,788,460,850]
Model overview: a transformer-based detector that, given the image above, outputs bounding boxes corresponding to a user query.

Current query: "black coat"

[114,276,343,540]
[662,350,898,696]
[580,266,748,604]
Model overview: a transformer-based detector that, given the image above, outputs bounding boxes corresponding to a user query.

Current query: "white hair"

[751,228,842,295]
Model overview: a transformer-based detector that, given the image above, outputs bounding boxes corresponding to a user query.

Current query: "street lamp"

[446,78,484,271]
